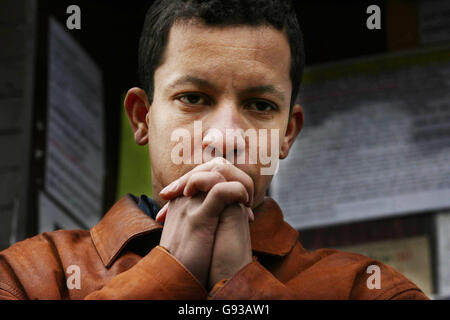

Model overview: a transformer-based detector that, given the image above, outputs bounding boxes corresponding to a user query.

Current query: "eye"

[246,100,277,112]
[177,93,208,105]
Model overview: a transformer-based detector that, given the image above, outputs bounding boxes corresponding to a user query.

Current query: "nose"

[202,102,247,161]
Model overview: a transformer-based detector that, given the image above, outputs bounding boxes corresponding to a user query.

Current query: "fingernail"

[160,181,178,194]
[155,203,168,222]
[244,193,251,207]
[155,208,163,221]
[248,207,254,222]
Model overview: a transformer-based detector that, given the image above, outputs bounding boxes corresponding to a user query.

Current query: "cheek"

[273,117,289,154]
[148,103,182,150]
[148,113,197,185]
[147,111,175,177]
[255,127,282,157]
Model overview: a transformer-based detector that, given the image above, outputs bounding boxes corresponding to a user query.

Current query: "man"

[0,0,428,300]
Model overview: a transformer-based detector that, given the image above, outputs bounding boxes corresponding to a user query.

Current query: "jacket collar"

[91,195,300,268]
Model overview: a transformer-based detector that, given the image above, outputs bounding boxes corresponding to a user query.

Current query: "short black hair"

[138,0,305,111]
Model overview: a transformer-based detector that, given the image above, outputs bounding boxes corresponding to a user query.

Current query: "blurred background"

[0,0,449,298]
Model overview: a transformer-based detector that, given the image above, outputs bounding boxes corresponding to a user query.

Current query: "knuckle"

[209,182,230,200]
[244,175,254,190]
[189,171,203,183]
[209,182,224,197]
[211,163,222,173]
[212,173,227,186]
[221,203,246,219]
[212,162,229,175]
[187,172,204,186]
[228,180,245,192]
[211,181,246,200]
[211,171,225,181]
[186,201,209,224]
[237,181,247,192]
[187,194,204,208]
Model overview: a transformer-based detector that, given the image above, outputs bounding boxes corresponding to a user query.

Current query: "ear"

[124,87,150,146]
[280,104,304,159]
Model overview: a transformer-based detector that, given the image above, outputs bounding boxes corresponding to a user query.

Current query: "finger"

[183,171,227,197]
[160,158,254,207]
[159,179,182,200]
[247,206,254,222]
[221,204,254,222]
[219,203,254,223]
[159,158,230,200]
[209,163,254,207]
[201,181,249,217]
[155,202,169,223]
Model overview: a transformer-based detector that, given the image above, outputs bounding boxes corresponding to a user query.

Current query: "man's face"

[134,21,302,208]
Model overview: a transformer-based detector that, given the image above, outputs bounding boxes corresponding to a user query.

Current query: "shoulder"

[2,229,92,263]
[0,229,93,299]
[291,246,428,299]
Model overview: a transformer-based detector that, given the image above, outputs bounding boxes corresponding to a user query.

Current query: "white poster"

[45,18,104,228]
[39,192,83,233]
[271,45,450,230]
[336,236,433,298]
[435,211,450,297]
[419,0,450,45]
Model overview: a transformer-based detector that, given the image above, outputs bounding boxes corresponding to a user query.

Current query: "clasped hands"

[156,158,255,291]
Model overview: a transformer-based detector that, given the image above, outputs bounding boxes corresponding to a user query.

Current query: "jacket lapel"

[250,197,299,256]
[90,195,162,267]
[91,195,299,268]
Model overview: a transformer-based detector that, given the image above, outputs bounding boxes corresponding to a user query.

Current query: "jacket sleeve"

[85,246,207,300]
[207,254,431,300]
[0,253,29,300]
[367,276,430,300]
[208,257,299,300]
[0,283,25,300]
[0,244,207,300]
[390,289,429,300]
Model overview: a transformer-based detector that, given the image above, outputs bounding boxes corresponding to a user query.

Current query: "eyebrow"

[241,85,286,103]
[168,75,286,103]
[168,75,216,90]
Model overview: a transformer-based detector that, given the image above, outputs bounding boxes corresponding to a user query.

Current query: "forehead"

[155,21,292,90]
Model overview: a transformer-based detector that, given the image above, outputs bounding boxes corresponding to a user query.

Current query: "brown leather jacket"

[0,195,428,300]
